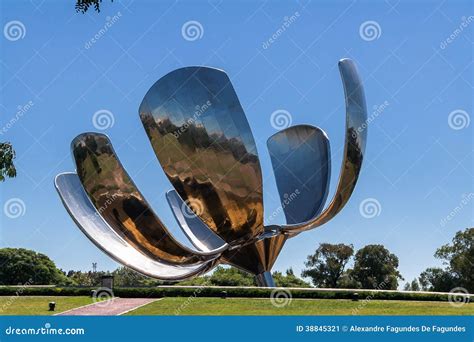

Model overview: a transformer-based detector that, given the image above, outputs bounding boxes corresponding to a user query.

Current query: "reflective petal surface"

[282,58,367,234]
[55,173,216,280]
[71,133,219,265]
[139,67,264,244]
[267,125,331,224]
[166,189,228,253]
[222,229,287,275]
[55,58,367,286]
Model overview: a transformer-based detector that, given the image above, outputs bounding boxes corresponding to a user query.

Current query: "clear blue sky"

[1,0,472,286]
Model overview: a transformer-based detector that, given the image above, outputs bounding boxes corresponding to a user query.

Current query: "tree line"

[0,227,471,292]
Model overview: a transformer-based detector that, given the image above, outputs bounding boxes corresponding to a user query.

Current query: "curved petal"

[282,58,367,235]
[55,173,217,280]
[139,66,264,245]
[221,230,287,276]
[71,133,220,265]
[166,189,228,253]
[267,124,331,224]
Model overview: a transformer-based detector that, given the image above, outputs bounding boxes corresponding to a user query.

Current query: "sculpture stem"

[255,271,275,287]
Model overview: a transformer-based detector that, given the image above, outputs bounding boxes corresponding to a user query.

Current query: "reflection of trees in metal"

[139,67,263,245]
[56,59,367,286]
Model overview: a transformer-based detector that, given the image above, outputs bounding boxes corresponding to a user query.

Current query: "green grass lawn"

[1,296,472,315]
[126,298,474,316]
[0,296,98,315]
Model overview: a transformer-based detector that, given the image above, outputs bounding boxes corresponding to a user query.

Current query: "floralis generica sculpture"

[55,58,367,287]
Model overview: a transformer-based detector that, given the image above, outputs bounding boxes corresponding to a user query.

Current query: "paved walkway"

[56,298,158,316]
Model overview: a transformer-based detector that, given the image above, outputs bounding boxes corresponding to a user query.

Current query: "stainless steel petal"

[139,66,264,244]
[166,189,228,253]
[267,125,331,224]
[55,173,217,280]
[222,230,287,276]
[71,132,220,264]
[282,58,367,235]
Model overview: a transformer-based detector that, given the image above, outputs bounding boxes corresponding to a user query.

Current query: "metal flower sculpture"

[55,58,367,287]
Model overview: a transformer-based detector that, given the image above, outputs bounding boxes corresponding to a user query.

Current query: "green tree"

[351,244,403,290]
[177,276,211,286]
[418,267,457,292]
[301,243,354,288]
[75,0,113,13]
[435,228,473,292]
[272,268,311,288]
[403,279,420,291]
[0,142,16,182]
[0,248,69,285]
[66,270,108,286]
[208,266,255,286]
[112,266,163,287]
[417,227,473,293]
[337,270,361,289]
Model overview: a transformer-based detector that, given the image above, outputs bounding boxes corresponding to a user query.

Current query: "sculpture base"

[255,271,275,287]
